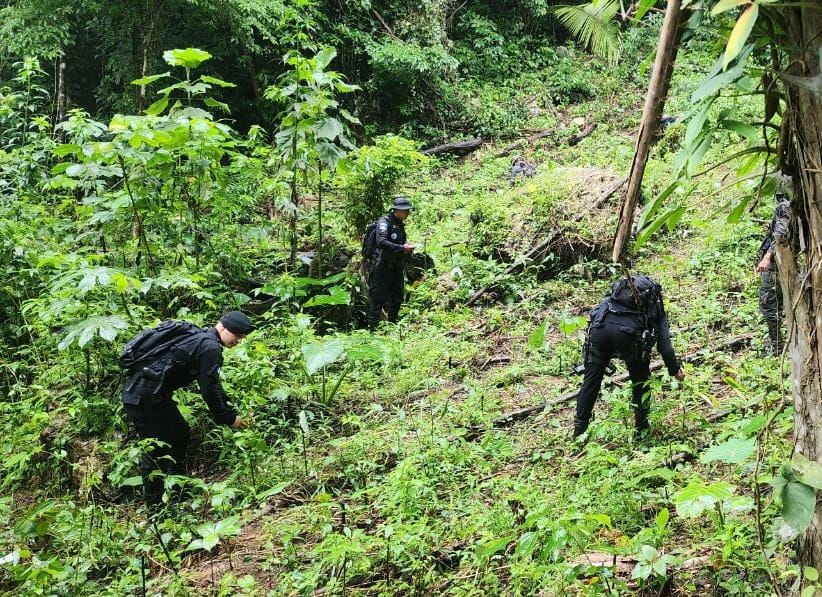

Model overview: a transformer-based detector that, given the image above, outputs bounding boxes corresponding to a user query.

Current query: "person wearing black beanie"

[120,311,255,507]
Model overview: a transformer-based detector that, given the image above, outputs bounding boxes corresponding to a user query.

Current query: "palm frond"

[554,0,621,65]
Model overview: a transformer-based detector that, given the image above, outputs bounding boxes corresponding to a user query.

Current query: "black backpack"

[362,216,387,259]
[118,320,200,372]
[608,274,662,315]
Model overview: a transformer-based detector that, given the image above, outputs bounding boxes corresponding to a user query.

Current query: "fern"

[554,0,621,65]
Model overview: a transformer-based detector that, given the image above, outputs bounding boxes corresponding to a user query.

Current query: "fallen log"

[422,137,484,157]
[465,333,754,438]
[569,123,597,146]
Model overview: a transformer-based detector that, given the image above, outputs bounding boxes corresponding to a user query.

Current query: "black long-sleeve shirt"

[123,327,237,425]
[374,213,407,268]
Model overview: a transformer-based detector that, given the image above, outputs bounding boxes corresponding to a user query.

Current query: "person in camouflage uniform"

[755,177,792,355]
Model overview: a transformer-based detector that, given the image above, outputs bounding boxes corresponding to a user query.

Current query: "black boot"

[766,320,782,356]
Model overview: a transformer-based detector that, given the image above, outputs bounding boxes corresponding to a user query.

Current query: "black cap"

[220,311,254,335]
[391,196,413,211]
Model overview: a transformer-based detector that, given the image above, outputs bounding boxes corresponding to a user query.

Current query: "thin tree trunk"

[317,160,323,279]
[56,51,66,126]
[290,136,299,270]
[777,5,822,579]
[611,0,683,263]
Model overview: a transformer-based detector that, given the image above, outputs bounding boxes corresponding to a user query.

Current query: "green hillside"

[0,2,812,595]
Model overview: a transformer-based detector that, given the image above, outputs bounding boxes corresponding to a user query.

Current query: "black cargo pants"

[574,321,651,437]
[367,261,405,327]
[123,397,190,506]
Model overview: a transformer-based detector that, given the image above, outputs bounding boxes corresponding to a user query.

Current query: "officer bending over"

[367,196,415,328]
[574,275,685,439]
[121,311,254,506]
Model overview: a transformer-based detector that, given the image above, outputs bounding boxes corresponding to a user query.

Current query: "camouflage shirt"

[759,198,790,261]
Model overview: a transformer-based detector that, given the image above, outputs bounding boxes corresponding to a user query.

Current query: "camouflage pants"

[759,267,782,323]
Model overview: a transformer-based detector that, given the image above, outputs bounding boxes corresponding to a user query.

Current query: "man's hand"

[230,416,247,430]
[674,368,685,381]
[402,243,415,254]
[756,252,772,273]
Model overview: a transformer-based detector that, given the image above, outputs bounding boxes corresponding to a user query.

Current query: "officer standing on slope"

[367,196,415,328]
[121,311,254,506]
[573,274,685,439]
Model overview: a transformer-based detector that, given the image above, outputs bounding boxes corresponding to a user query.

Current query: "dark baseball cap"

[220,311,254,335]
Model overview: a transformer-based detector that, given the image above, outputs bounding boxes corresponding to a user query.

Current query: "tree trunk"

[55,51,66,126]
[611,0,683,263]
[776,5,822,576]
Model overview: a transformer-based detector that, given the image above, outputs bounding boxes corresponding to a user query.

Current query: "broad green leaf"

[711,0,751,15]
[656,508,670,531]
[257,480,291,501]
[559,315,586,336]
[719,119,759,140]
[805,566,820,582]
[131,72,170,86]
[315,47,337,69]
[527,321,547,350]
[144,97,169,116]
[163,48,212,69]
[119,475,143,487]
[302,338,345,375]
[692,45,754,102]
[674,478,735,518]
[727,195,752,224]
[514,531,539,559]
[791,453,822,490]
[635,205,686,250]
[637,180,680,232]
[723,4,759,70]
[204,98,230,113]
[740,415,766,435]
[780,481,816,532]
[303,286,351,307]
[684,98,716,151]
[345,338,386,362]
[334,80,360,93]
[475,535,514,563]
[701,436,756,464]
[634,0,658,21]
[200,75,236,88]
[316,118,343,141]
[686,134,713,177]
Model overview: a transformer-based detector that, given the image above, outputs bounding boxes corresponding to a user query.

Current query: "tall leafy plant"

[264,47,359,275]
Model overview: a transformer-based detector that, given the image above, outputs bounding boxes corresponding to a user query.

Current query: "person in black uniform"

[573,275,685,439]
[122,311,254,506]
[367,196,415,328]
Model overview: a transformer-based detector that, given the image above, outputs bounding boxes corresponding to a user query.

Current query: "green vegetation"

[0,0,819,595]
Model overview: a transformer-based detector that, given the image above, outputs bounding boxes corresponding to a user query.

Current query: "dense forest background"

[1,0,821,595]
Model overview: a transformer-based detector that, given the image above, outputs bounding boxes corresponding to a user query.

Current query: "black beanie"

[220,311,254,335]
